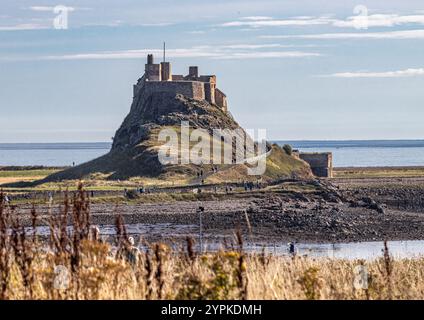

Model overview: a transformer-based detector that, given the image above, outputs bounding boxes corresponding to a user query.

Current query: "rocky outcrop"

[33,84,311,183]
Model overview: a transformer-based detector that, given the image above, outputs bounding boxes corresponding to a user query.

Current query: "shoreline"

[6,177,424,244]
[2,165,424,245]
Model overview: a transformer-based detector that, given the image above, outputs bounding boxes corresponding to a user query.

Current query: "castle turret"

[145,54,161,81]
[161,62,172,81]
[189,66,198,78]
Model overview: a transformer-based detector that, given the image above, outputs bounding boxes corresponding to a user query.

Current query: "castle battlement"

[133,54,228,112]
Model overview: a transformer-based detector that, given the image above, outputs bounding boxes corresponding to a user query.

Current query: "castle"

[133,54,228,113]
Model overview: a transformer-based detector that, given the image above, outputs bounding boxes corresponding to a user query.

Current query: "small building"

[299,152,333,178]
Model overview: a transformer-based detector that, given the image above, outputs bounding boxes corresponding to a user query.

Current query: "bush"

[283,144,293,156]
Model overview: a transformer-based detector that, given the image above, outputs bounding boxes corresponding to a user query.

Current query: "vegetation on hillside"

[0,169,60,185]
[22,92,310,185]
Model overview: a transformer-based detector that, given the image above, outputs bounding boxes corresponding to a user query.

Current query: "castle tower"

[189,66,198,78]
[159,42,172,81]
[202,75,216,105]
[145,54,161,81]
[161,62,172,81]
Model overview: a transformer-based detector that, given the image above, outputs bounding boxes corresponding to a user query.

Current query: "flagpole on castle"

[163,42,165,63]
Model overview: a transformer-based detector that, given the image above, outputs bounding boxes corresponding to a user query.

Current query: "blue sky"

[1,0,424,142]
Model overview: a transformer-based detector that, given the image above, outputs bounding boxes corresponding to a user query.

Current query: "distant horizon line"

[1,139,424,144]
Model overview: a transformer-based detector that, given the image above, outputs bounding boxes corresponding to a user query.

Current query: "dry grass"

[334,166,424,179]
[0,177,42,184]
[2,187,424,300]
[0,169,60,185]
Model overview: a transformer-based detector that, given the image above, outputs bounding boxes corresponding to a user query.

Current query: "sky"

[1,0,424,142]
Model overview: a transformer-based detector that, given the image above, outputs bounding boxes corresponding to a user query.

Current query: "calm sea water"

[0,143,111,167]
[0,140,423,167]
[276,140,424,167]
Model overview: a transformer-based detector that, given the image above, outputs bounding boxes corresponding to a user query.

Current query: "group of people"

[225,186,233,194]
[196,166,219,178]
[243,180,262,192]
[123,186,153,198]
[196,170,204,178]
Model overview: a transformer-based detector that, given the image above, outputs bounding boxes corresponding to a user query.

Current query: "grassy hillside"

[2,92,311,188]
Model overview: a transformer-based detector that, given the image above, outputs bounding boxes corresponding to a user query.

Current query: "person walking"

[288,242,296,256]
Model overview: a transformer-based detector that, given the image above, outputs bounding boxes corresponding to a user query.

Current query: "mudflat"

[8,173,424,244]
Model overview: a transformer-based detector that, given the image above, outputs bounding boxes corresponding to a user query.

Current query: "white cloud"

[222,13,424,29]
[29,6,76,12]
[292,16,318,20]
[334,14,424,28]
[240,16,274,21]
[214,51,321,59]
[44,49,219,60]
[29,6,93,12]
[215,44,289,49]
[323,68,424,78]
[261,29,424,40]
[0,23,47,31]
[40,46,321,61]
[221,16,331,27]
[138,22,174,27]
[29,6,56,12]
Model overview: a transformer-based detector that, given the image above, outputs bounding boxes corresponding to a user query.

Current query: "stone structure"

[299,152,333,178]
[133,54,228,112]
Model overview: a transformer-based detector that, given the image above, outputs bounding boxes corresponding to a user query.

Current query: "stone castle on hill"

[133,54,228,113]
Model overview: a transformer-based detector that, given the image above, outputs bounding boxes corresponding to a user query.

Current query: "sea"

[0,140,423,167]
[276,140,424,167]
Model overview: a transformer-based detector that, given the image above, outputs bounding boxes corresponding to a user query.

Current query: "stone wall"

[204,83,216,105]
[191,81,206,100]
[142,81,205,100]
[145,63,161,81]
[199,75,216,84]
[299,152,333,178]
[215,88,227,112]
[172,75,184,81]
